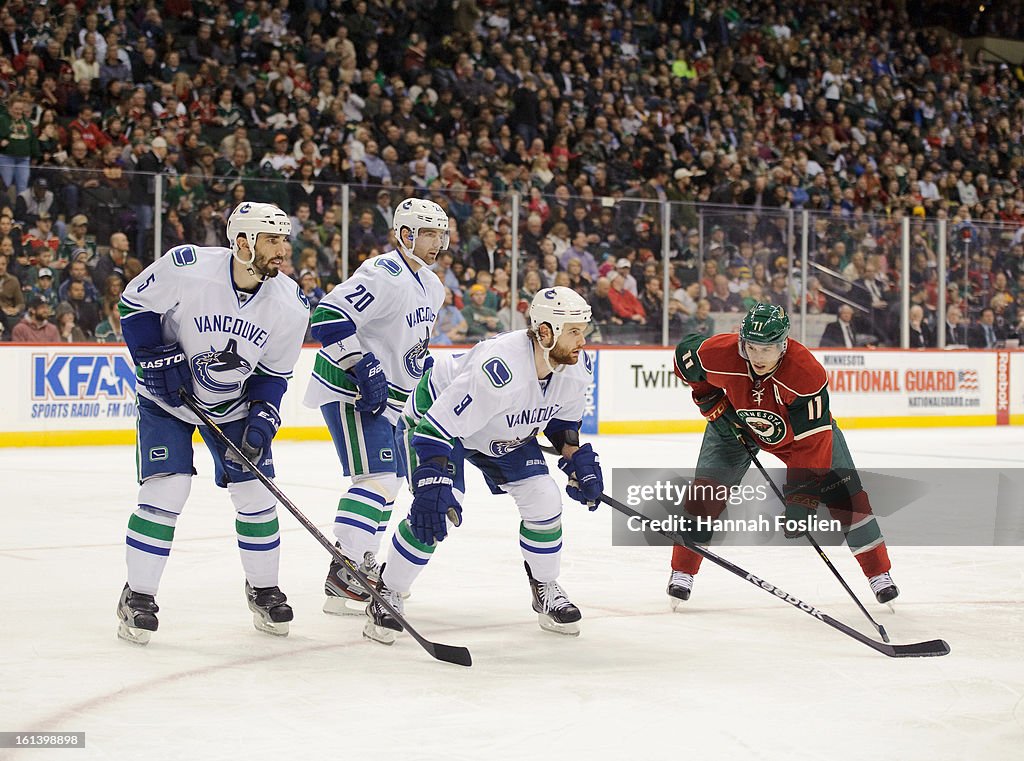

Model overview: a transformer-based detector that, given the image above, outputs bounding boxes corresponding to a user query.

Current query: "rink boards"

[0,344,1017,446]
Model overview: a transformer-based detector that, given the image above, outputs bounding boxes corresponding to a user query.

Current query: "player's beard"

[548,341,580,366]
[253,250,282,278]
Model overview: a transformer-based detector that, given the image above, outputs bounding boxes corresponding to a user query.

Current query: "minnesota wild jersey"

[408,331,594,457]
[304,251,445,424]
[119,245,310,424]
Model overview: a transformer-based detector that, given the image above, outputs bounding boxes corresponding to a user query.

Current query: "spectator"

[94,300,124,343]
[61,279,101,337]
[820,304,861,349]
[11,297,59,342]
[608,274,646,325]
[908,304,934,349]
[0,95,37,196]
[92,232,131,290]
[0,253,24,331]
[430,287,468,345]
[709,274,744,313]
[461,283,502,342]
[28,267,59,313]
[682,299,715,338]
[54,302,87,343]
[945,305,969,348]
[969,307,1004,349]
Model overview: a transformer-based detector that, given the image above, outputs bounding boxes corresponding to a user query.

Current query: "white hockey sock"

[334,474,400,560]
[229,480,280,589]
[236,507,281,588]
[125,505,179,596]
[519,516,562,582]
[382,518,437,594]
[125,474,191,596]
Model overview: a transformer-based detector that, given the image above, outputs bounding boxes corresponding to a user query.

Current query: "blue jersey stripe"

[392,535,430,565]
[237,537,281,552]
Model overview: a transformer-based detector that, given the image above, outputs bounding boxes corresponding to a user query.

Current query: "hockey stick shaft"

[542,445,947,657]
[737,437,891,643]
[179,391,472,667]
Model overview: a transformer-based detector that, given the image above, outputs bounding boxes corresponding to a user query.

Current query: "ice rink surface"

[2,427,1022,761]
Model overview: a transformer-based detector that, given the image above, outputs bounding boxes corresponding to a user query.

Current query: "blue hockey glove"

[235,400,281,467]
[136,343,193,407]
[409,460,462,545]
[350,352,388,417]
[557,443,604,510]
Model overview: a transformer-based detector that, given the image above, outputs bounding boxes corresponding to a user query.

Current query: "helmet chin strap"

[397,232,429,268]
[233,237,267,282]
[538,330,566,375]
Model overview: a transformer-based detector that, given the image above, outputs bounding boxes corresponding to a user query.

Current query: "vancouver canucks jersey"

[120,245,310,425]
[304,250,445,424]
[408,331,594,457]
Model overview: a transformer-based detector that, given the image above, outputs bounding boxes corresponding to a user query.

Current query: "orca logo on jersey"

[489,437,530,457]
[191,338,253,394]
[737,409,787,445]
[404,335,430,379]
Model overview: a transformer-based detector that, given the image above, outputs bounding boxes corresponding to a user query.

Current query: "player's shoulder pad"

[267,274,314,317]
[773,339,827,398]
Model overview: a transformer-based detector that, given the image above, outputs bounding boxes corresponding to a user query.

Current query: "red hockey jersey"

[674,332,833,469]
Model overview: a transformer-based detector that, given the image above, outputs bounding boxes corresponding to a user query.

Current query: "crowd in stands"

[2,0,1024,348]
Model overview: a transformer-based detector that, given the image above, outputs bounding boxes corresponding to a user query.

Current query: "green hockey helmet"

[738,303,790,363]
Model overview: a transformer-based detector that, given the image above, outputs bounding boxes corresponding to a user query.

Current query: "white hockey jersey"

[409,330,594,457]
[120,244,310,425]
[304,250,445,424]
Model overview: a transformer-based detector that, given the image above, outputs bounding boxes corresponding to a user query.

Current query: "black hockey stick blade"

[180,390,473,667]
[427,642,474,667]
[879,639,951,658]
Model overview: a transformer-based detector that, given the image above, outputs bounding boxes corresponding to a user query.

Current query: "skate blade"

[885,601,897,614]
[323,596,368,616]
[669,596,686,612]
[537,613,581,637]
[252,614,290,636]
[117,621,152,645]
[362,620,398,645]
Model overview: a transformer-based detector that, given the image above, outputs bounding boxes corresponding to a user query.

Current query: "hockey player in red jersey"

[668,303,898,607]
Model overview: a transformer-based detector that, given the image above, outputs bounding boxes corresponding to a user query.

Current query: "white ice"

[1,428,1022,761]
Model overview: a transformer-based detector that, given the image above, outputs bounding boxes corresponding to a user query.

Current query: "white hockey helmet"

[227,202,292,262]
[529,287,592,343]
[393,197,449,257]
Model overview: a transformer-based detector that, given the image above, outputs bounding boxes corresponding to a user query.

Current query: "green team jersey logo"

[737,409,787,445]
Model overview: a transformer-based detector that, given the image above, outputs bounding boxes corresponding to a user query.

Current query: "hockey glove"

[136,343,193,408]
[409,460,462,545]
[696,390,756,449]
[350,352,388,417]
[236,400,281,467]
[557,443,604,510]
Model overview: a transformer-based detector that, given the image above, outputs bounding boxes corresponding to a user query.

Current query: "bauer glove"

[557,443,604,510]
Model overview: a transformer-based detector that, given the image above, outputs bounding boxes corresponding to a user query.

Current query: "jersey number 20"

[343,283,375,312]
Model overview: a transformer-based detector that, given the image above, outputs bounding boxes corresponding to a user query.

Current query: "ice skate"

[116,583,159,645]
[525,562,581,636]
[323,546,377,615]
[245,581,293,636]
[362,565,404,645]
[667,571,695,611]
[869,572,899,607]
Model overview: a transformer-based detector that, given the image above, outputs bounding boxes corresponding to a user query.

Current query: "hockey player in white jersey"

[363,287,605,642]
[116,202,309,645]
[304,198,447,613]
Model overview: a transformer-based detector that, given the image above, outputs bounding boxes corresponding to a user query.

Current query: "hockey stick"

[541,445,948,658]
[735,436,891,643]
[180,391,472,668]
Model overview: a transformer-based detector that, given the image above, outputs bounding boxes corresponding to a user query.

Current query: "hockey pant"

[671,421,890,578]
